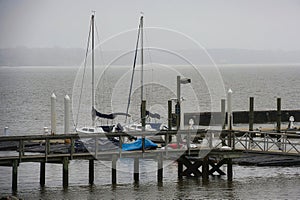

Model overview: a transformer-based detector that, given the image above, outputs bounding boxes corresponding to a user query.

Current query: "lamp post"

[176,76,191,130]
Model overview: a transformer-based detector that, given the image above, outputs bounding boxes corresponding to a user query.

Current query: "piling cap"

[51,93,56,98]
[64,95,70,100]
[228,89,233,93]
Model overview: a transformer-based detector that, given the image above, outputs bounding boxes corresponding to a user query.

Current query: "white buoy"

[227,89,233,130]
[64,95,70,134]
[51,93,56,135]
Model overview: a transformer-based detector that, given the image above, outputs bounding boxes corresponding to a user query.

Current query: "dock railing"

[215,130,300,155]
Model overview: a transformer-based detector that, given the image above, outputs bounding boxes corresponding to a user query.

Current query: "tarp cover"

[122,138,158,151]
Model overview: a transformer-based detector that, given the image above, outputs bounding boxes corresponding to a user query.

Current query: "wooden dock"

[1,128,300,192]
[0,130,242,191]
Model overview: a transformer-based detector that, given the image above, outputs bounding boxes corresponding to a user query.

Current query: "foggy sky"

[0,0,300,51]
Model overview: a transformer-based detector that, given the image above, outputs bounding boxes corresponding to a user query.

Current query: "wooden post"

[157,153,163,183]
[221,99,226,146]
[12,160,18,192]
[134,157,139,182]
[177,156,183,179]
[112,155,117,184]
[276,98,281,132]
[141,100,146,131]
[40,162,46,187]
[168,100,172,143]
[276,98,282,148]
[221,99,226,130]
[62,157,69,188]
[227,158,233,181]
[89,159,94,185]
[202,156,209,182]
[249,97,254,147]
[249,97,254,131]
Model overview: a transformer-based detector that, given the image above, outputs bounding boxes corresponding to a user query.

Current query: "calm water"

[0,65,300,199]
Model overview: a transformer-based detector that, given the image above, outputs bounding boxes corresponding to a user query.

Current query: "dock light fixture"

[176,76,191,130]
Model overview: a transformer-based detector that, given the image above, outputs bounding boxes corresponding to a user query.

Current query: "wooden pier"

[1,128,300,192]
[0,130,243,192]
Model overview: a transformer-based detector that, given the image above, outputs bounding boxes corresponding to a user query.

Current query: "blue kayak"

[122,138,158,151]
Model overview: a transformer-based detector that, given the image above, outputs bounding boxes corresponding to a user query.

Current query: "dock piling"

[157,153,163,182]
[134,157,139,182]
[227,89,233,147]
[64,95,70,144]
[202,156,209,182]
[62,157,69,188]
[89,159,94,185]
[40,162,46,187]
[227,158,233,181]
[112,155,117,184]
[249,97,254,131]
[221,99,226,130]
[51,93,56,135]
[12,160,18,192]
[277,98,281,132]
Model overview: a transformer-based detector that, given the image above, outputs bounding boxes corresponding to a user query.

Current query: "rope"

[75,18,92,129]
[125,22,141,123]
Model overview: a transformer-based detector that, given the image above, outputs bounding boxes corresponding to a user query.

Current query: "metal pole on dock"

[51,93,56,135]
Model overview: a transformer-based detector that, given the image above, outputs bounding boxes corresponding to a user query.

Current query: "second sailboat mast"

[140,15,144,103]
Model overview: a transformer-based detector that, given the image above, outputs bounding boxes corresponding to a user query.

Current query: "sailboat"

[76,14,129,134]
[123,15,165,138]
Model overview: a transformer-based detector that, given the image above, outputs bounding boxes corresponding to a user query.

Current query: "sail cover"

[146,110,160,119]
[92,107,131,119]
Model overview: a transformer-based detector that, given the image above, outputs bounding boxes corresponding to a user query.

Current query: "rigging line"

[95,23,105,67]
[125,22,141,123]
[75,17,92,128]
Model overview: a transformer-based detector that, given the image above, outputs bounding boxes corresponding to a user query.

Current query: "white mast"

[91,14,95,127]
[140,14,144,103]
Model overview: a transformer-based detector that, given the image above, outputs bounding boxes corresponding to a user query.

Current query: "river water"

[0,65,300,199]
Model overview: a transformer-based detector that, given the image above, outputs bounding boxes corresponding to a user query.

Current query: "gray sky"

[1,0,300,50]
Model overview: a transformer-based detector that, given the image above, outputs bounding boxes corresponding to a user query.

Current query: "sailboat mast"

[140,15,144,102]
[91,14,95,126]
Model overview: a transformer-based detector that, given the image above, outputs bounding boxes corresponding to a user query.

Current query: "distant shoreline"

[1,48,300,66]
